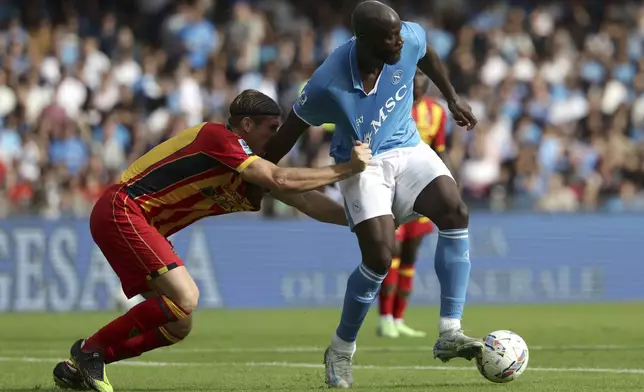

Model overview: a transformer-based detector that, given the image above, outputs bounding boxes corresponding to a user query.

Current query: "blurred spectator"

[536,173,580,213]
[0,0,643,218]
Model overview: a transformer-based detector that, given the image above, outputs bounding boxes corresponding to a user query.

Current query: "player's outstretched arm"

[417,45,477,130]
[417,45,458,105]
[241,142,372,193]
[271,190,348,226]
[263,110,310,164]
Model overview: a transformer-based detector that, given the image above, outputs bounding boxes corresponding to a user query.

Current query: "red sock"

[379,258,400,316]
[84,295,189,352]
[393,265,415,320]
[104,326,182,364]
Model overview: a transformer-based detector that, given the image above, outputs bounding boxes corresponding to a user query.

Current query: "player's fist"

[350,141,372,173]
[448,96,477,130]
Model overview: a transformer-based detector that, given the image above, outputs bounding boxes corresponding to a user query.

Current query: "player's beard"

[384,50,401,65]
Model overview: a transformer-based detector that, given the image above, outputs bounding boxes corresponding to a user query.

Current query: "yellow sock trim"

[158,326,182,344]
[162,296,188,320]
[399,267,415,277]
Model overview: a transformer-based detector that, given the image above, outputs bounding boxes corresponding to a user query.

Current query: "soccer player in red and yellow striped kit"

[378,70,454,338]
[52,90,372,392]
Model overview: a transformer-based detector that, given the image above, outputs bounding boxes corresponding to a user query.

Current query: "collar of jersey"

[349,39,382,96]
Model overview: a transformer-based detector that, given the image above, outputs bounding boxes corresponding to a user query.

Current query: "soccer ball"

[476,330,529,383]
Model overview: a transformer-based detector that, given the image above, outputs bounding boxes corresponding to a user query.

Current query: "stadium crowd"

[0,0,643,218]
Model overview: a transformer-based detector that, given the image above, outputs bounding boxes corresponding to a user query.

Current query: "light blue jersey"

[293,21,428,163]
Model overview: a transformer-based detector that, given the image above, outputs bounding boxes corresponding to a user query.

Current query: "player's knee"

[153,267,200,314]
[434,200,469,230]
[363,246,394,275]
[164,285,200,317]
[175,285,200,314]
[165,315,194,340]
[453,201,469,226]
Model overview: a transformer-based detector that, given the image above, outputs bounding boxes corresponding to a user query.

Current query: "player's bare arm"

[241,141,371,193]
[263,110,310,164]
[271,190,348,226]
[417,45,477,130]
[413,69,457,178]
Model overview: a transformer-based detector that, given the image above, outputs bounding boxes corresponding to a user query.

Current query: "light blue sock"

[435,228,471,319]
[335,264,386,342]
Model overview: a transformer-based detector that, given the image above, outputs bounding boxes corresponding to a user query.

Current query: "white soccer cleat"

[395,321,426,337]
[324,346,353,388]
[433,329,484,363]
[377,318,399,338]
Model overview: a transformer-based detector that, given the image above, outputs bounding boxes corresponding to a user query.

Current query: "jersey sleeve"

[292,77,335,127]
[201,123,259,173]
[432,108,447,153]
[403,21,427,62]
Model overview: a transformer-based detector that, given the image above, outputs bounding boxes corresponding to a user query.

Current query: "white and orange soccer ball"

[476,330,529,383]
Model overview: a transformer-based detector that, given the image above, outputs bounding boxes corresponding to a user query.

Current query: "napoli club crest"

[391,70,403,85]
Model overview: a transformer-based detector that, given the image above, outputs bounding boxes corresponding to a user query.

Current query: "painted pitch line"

[246,361,644,375]
[2,343,643,355]
[1,356,644,375]
[164,344,644,353]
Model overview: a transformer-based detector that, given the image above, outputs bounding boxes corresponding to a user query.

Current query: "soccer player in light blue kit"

[264,1,482,388]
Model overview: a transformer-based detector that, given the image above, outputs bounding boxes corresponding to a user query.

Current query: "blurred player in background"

[52,89,371,392]
[377,69,455,338]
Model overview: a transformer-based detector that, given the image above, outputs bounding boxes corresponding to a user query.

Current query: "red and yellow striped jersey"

[120,122,263,237]
[412,97,447,153]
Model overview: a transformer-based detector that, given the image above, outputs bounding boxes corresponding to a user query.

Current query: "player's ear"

[241,117,254,133]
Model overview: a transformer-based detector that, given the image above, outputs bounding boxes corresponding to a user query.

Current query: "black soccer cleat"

[53,360,87,390]
[69,339,113,392]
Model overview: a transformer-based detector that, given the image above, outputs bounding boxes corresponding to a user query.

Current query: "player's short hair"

[351,1,396,38]
[228,89,281,126]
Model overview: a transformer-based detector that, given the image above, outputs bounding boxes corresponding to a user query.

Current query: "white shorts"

[338,141,453,230]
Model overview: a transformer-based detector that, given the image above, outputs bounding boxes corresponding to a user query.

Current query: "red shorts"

[90,184,184,298]
[395,217,434,242]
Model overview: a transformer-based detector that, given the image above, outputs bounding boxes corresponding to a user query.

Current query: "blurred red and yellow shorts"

[395,217,434,242]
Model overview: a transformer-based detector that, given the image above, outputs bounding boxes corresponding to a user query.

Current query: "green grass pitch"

[1,303,643,391]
